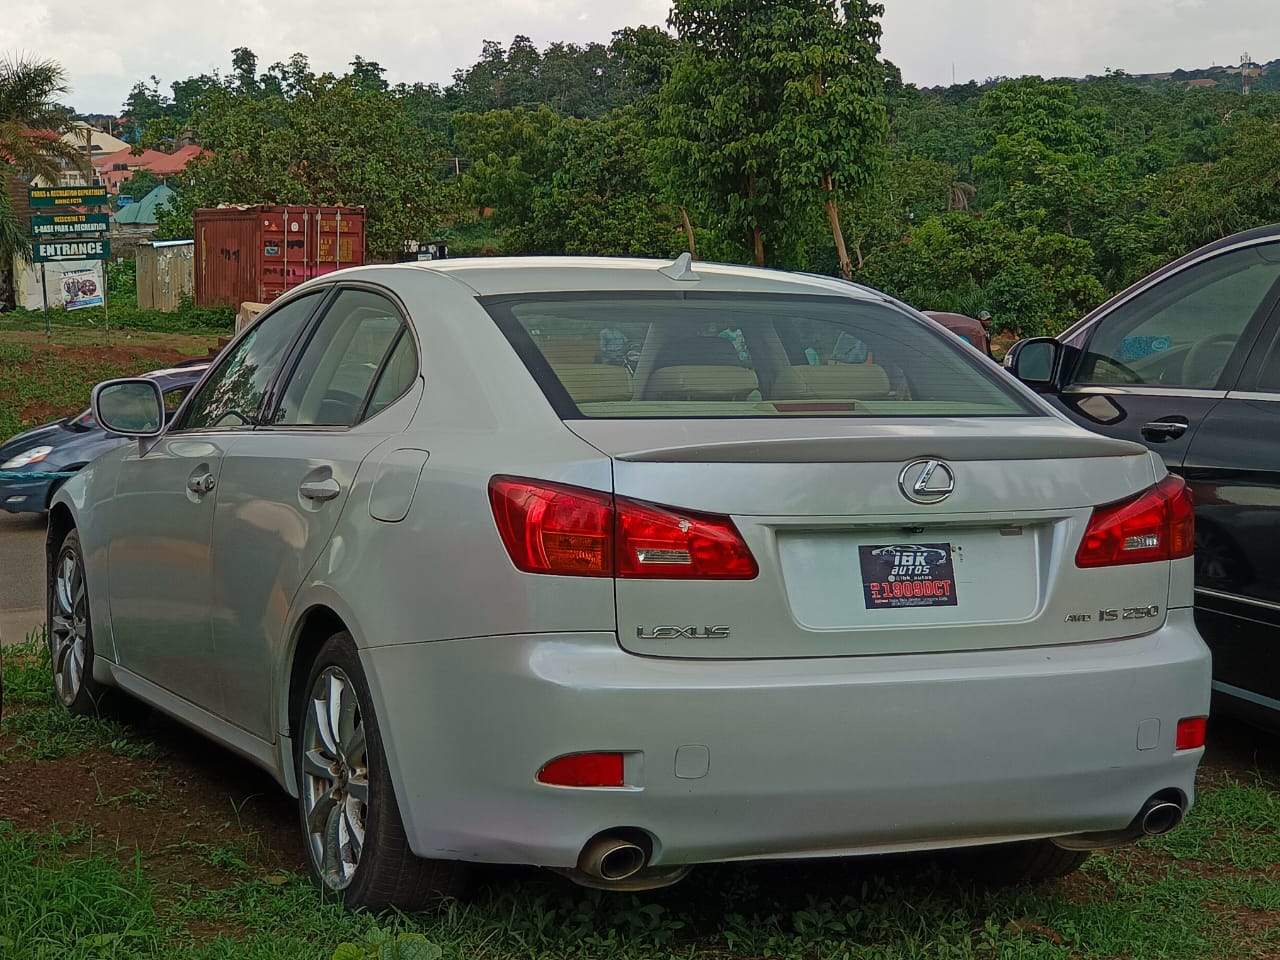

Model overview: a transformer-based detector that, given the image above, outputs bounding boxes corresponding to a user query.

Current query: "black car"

[1006,223,1280,728]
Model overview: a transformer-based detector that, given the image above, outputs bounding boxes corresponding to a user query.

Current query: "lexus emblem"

[898,459,955,505]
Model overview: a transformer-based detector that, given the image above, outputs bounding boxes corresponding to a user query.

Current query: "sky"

[1,0,1277,115]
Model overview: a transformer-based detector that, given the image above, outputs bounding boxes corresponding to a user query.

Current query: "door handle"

[299,477,342,502]
[1141,419,1189,442]
[187,472,216,495]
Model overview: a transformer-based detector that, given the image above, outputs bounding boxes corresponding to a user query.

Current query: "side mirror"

[1005,337,1062,390]
[91,379,165,438]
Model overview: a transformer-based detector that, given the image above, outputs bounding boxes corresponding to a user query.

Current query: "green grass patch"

[1,637,157,762]
[3,301,234,336]
[0,332,216,442]
[0,822,169,960]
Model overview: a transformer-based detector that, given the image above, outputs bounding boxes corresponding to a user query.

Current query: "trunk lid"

[568,418,1169,659]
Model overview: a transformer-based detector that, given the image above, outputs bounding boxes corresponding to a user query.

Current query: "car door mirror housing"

[1006,338,1062,390]
[92,379,166,438]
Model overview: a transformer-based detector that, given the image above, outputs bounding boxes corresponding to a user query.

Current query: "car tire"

[295,631,469,911]
[963,839,1091,885]
[48,528,111,716]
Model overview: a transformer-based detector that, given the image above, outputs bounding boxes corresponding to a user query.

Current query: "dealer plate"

[859,542,959,610]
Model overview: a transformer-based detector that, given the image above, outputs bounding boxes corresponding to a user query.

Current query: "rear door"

[1182,306,1280,710]
[209,285,421,739]
[1047,240,1280,471]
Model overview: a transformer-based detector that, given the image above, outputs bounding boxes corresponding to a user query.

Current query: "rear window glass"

[484,292,1036,419]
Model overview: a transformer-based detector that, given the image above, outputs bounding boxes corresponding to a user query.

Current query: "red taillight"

[1176,716,1208,751]
[489,478,613,576]
[1075,475,1194,568]
[615,497,758,579]
[489,476,758,580]
[537,752,625,787]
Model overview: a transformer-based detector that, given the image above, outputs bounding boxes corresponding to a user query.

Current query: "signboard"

[32,239,111,262]
[58,265,105,310]
[30,213,111,237]
[28,186,111,208]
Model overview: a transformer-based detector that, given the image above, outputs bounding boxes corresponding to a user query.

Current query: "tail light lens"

[489,476,758,579]
[1075,475,1194,568]
[489,478,612,576]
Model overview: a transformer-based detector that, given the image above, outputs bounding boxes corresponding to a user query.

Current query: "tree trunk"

[822,174,853,280]
[752,227,765,267]
[679,206,698,259]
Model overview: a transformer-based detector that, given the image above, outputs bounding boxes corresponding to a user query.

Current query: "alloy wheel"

[50,545,88,707]
[301,666,369,890]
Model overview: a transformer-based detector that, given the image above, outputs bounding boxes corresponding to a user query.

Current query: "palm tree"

[0,55,87,294]
[0,57,83,181]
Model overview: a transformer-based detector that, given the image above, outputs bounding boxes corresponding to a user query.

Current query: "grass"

[0,326,219,443]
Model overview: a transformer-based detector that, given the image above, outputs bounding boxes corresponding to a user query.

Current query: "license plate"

[859,542,959,610]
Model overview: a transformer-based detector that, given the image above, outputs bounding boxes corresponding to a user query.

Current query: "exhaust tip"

[598,843,646,880]
[1141,801,1184,836]
[577,833,650,882]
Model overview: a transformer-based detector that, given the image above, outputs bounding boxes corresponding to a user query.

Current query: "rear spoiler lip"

[607,434,1148,464]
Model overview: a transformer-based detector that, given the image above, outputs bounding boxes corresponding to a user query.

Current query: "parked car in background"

[50,255,1208,911]
[0,360,209,514]
[924,311,993,357]
[1005,223,1280,730]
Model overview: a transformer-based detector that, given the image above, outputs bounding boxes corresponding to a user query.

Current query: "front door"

[1047,240,1280,472]
[106,290,326,712]
[210,287,422,739]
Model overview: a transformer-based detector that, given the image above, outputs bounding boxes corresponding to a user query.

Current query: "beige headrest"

[553,363,634,403]
[772,364,891,400]
[646,366,759,400]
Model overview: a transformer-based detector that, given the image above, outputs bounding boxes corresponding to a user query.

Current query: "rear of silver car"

[362,274,1209,886]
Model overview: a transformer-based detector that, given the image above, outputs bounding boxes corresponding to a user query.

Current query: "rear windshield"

[484,292,1037,419]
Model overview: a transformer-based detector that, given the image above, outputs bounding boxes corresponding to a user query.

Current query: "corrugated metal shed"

[136,239,194,312]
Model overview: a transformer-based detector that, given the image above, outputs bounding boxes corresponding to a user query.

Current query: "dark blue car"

[0,359,209,514]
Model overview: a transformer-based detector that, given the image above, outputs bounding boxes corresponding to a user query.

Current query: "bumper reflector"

[1175,717,1207,751]
[537,752,625,787]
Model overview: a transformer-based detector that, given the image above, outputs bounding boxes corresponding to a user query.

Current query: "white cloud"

[0,0,1274,113]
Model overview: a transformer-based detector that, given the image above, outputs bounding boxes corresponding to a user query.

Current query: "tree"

[0,55,85,298]
[658,0,887,272]
[157,70,463,258]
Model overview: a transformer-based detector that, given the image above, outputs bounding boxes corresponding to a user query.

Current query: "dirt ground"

[0,703,304,893]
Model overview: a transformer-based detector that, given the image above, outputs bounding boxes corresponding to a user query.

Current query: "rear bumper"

[362,608,1211,868]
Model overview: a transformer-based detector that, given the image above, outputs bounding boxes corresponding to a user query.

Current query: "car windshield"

[485,292,1036,419]
[68,408,96,429]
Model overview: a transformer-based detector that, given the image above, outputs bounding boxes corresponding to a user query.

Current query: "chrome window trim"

[1063,386,1228,400]
[1225,390,1280,403]
[1196,586,1280,612]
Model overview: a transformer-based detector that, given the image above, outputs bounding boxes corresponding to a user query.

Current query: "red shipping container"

[194,205,366,308]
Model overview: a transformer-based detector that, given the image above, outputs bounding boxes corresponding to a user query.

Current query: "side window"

[1074,243,1280,390]
[179,292,323,430]
[274,289,409,427]
[366,332,419,418]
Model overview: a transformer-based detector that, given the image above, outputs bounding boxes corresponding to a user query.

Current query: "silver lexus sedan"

[49,256,1210,911]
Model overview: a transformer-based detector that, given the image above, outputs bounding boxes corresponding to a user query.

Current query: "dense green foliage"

[110,17,1280,334]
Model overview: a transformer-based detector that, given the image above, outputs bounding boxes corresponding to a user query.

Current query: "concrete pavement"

[0,510,47,645]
